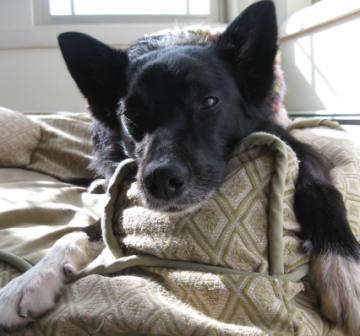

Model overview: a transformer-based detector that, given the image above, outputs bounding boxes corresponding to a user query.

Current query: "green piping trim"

[234,133,290,276]
[102,158,136,258]
[0,251,32,273]
[74,255,309,283]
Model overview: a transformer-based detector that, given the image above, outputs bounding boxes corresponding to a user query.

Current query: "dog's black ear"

[58,32,128,124]
[216,0,278,106]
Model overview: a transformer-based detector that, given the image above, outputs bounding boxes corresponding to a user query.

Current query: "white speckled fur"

[312,253,360,335]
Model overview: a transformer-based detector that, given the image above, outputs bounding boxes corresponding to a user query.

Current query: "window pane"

[74,0,188,15]
[49,0,72,15]
[189,0,210,15]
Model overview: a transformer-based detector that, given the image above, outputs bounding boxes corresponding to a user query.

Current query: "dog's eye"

[202,96,219,109]
[123,109,139,120]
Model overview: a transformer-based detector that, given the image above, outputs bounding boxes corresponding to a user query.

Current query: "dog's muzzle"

[143,159,189,201]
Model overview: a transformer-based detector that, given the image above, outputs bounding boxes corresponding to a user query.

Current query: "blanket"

[1,108,359,335]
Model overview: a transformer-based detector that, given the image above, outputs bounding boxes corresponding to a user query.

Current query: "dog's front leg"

[0,223,103,332]
[269,124,360,334]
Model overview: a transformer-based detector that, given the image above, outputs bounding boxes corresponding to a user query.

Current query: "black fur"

[258,122,359,258]
[58,1,359,258]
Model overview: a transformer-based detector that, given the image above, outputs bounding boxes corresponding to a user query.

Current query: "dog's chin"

[140,189,215,215]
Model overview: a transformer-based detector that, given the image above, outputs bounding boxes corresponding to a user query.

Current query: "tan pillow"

[0,107,40,167]
[27,112,94,180]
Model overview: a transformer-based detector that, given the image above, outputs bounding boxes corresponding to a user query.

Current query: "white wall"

[0,1,81,112]
[0,0,191,113]
[0,48,86,112]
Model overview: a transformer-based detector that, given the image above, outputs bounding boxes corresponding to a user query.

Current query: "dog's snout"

[143,161,188,200]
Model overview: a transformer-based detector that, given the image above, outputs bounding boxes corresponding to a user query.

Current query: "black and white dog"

[0,1,359,334]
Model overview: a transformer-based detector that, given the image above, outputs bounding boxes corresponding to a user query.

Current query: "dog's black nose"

[143,161,188,200]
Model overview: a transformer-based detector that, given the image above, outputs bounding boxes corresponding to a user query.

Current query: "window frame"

[34,0,225,25]
[287,112,360,125]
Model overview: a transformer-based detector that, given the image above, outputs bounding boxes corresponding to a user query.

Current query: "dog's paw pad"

[63,263,77,282]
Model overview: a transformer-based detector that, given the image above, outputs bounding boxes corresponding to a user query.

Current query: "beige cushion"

[0,107,40,167]
[0,119,355,335]
[0,108,94,180]
[27,112,94,180]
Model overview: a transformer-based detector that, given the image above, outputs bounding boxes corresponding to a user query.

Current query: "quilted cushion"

[0,108,94,180]
[0,107,40,167]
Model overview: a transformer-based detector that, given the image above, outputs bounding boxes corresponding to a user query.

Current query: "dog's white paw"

[312,253,360,335]
[0,231,100,332]
[0,263,67,332]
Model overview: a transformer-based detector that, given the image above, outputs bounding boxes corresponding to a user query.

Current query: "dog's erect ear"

[216,0,278,106]
[58,32,128,124]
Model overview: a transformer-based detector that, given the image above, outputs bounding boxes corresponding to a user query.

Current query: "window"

[37,0,223,24]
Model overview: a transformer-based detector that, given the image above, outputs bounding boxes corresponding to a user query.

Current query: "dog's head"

[58,1,278,212]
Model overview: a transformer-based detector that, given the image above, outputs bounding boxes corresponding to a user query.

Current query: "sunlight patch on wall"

[282,14,360,113]
[294,36,312,85]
